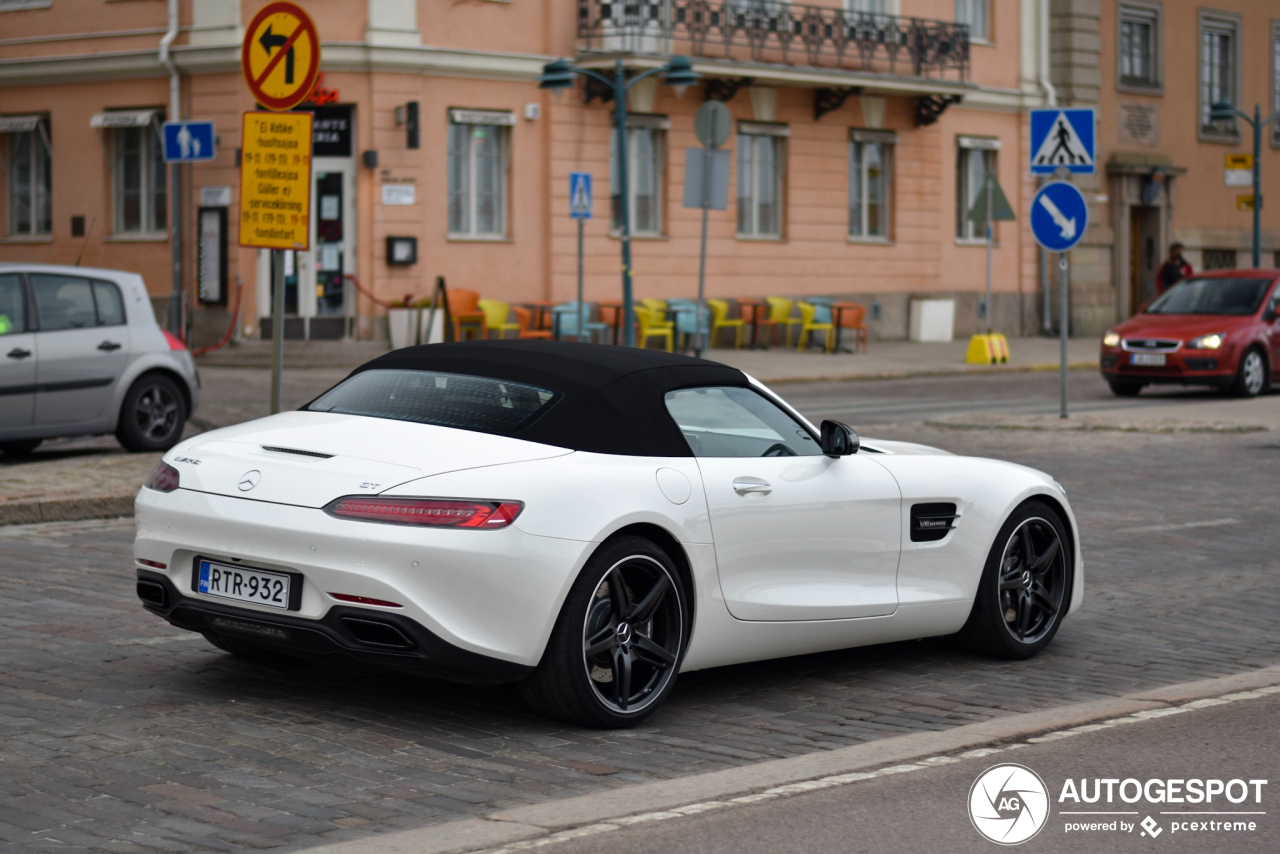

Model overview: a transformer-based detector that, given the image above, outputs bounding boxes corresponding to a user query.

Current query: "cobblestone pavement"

[1,395,1279,851]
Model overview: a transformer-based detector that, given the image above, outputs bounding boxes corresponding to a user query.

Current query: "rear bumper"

[1100,346,1234,385]
[136,569,531,683]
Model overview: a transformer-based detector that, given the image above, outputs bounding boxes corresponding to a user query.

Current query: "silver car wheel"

[1242,351,1265,396]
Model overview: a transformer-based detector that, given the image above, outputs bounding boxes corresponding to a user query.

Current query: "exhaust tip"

[136,579,167,607]
[340,617,415,650]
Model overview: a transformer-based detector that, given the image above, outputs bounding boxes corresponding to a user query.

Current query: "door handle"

[732,478,772,496]
[6,348,31,359]
[97,341,122,352]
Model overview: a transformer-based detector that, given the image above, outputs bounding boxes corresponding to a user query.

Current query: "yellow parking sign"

[239,111,312,250]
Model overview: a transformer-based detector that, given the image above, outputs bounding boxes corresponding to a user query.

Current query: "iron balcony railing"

[578,0,970,80]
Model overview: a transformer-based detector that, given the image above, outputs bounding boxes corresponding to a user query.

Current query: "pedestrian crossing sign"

[569,172,592,220]
[1030,108,1095,175]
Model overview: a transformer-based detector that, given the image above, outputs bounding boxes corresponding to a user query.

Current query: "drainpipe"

[1038,0,1056,334]
[160,0,183,336]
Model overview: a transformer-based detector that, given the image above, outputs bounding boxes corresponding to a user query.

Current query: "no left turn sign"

[241,1,321,111]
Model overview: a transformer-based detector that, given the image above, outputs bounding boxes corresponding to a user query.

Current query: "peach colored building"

[0,1,1065,345]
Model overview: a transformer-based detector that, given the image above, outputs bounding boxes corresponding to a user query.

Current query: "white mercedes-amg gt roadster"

[135,341,1083,727]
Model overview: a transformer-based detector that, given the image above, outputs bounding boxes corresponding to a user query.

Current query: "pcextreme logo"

[969,764,1051,845]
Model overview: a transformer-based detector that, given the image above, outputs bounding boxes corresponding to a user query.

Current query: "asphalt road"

[537,692,1280,854]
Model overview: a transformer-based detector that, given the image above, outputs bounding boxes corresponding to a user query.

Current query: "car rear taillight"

[164,331,187,351]
[324,497,523,529]
[144,461,180,492]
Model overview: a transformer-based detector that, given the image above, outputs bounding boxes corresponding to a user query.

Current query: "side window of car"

[31,274,97,332]
[664,386,821,458]
[92,281,126,326]
[0,274,26,335]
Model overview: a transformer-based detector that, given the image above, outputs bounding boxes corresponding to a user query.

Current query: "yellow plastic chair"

[706,299,747,349]
[796,301,835,353]
[762,296,802,347]
[640,298,669,322]
[477,299,520,339]
[634,305,674,352]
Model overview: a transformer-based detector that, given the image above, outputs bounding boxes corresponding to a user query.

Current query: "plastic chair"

[513,306,553,340]
[796,301,835,353]
[551,302,610,342]
[477,299,520,339]
[446,289,485,340]
[633,305,674,352]
[706,299,747,349]
[641,298,668,317]
[759,296,802,347]
[667,299,708,350]
[834,303,869,353]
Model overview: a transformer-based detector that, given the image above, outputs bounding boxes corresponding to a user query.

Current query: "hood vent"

[261,445,335,459]
[911,503,957,542]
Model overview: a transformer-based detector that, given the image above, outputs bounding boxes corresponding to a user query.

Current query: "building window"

[956,138,999,241]
[1119,4,1160,89]
[447,112,511,238]
[610,122,666,236]
[113,125,166,234]
[1202,248,1237,270]
[4,119,51,236]
[846,0,890,17]
[1199,13,1239,139]
[955,0,988,41]
[737,124,786,238]
[849,131,893,240]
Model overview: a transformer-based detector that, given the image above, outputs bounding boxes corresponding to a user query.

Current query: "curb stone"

[298,665,1280,854]
[760,360,1098,386]
[0,493,135,526]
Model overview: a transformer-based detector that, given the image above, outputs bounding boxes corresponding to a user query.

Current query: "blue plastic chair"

[551,302,610,342]
[807,297,835,325]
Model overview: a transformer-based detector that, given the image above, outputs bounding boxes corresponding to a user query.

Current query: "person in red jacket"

[1155,243,1193,294]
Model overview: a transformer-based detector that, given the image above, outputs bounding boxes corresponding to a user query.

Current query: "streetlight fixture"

[1209,99,1280,268]
[539,56,700,346]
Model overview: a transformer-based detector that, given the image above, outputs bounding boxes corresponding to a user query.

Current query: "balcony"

[577,0,970,82]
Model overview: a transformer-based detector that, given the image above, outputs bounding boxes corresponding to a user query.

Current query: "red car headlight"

[323,497,523,529]
[144,461,180,493]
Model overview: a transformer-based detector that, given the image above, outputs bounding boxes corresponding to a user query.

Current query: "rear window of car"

[1145,278,1274,316]
[305,369,557,435]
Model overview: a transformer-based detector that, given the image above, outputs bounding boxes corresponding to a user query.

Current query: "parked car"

[1100,270,1280,398]
[0,264,200,456]
[134,340,1081,728]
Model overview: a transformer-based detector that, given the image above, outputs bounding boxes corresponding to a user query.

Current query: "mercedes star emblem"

[238,470,262,491]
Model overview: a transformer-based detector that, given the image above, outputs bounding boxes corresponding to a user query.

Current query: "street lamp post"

[1209,100,1280,268]
[539,56,698,346]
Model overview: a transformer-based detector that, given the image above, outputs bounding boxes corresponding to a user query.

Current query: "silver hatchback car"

[0,264,200,456]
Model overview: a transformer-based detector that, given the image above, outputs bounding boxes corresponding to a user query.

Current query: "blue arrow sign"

[569,172,592,220]
[1030,108,1095,175]
[1031,182,1088,252]
[163,121,216,163]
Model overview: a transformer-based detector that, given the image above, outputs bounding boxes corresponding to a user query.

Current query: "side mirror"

[1264,302,1279,323]
[820,419,859,457]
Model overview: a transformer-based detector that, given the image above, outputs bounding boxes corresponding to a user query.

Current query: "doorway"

[1128,206,1160,315]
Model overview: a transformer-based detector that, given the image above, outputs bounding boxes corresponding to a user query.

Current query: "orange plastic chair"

[759,296,802,347]
[513,306,553,340]
[796,301,835,353]
[834,303,869,353]
[446,289,485,340]
[477,299,521,339]
[634,305,674,352]
[706,299,747,349]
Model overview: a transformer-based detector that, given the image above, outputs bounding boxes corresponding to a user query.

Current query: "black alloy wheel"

[956,499,1071,659]
[521,536,687,727]
[117,374,187,452]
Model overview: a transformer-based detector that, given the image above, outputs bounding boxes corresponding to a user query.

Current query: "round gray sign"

[694,100,731,149]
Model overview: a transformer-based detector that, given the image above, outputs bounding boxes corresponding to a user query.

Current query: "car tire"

[1107,379,1144,397]
[520,535,688,728]
[0,439,42,457]
[116,373,187,453]
[1230,347,1268,398]
[955,499,1072,660]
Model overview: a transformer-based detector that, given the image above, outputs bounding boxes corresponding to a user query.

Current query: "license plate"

[197,559,292,609]
[1131,353,1166,366]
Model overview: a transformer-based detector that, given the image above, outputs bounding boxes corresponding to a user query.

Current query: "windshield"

[306,369,557,434]
[1144,277,1273,316]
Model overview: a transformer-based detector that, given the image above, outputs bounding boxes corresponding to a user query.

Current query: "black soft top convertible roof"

[352,340,749,456]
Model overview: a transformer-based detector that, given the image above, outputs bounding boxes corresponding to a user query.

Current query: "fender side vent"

[261,446,334,459]
[911,502,957,542]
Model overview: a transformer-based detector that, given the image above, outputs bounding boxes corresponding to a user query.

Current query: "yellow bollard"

[965,333,1010,365]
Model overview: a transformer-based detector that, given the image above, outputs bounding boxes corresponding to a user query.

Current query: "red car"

[1100,270,1280,398]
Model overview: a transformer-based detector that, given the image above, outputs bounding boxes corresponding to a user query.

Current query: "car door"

[0,272,37,429]
[30,273,131,425]
[1266,285,1280,380]
[666,385,901,621]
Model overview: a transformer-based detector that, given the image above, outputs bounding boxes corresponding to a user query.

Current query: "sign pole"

[694,104,721,357]
[576,217,585,342]
[270,250,286,413]
[984,170,993,336]
[1059,254,1069,420]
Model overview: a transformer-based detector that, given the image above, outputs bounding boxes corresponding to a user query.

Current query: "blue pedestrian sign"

[1030,108,1095,175]
[1031,182,1088,253]
[163,121,216,163]
[569,172,592,219]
